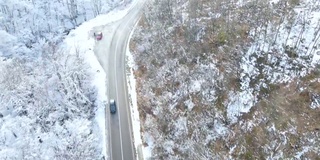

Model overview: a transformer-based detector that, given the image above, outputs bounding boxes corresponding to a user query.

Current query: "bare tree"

[91,0,102,17]
[65,0,79,27]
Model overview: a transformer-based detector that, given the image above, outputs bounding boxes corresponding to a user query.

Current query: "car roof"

[110,99,115,103]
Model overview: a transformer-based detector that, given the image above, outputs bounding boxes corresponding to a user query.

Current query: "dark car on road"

[110,99,117,114]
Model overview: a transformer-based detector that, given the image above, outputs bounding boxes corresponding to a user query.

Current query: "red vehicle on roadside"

[94,32,103,40]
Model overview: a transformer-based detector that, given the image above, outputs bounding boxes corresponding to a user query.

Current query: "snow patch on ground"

[173,117,187,137]
[227,90,256,123]
[190,79,204,93]
[213,119,229,136]
[270,0,280,4]
[184,99,195,111]
[143,131,154,159]
[295,146,310,159]
[310,94,320,109]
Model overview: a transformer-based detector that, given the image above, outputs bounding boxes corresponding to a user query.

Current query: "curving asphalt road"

[94,1,144,160]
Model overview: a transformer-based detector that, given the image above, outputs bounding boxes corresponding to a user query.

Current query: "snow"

[228,145,237,158]
[62,0,146,159]
[213,119,228,136]
[63,1,138,55]
[163,140,175,154]
[126,17,144,159]
[269,0,280,4]
[173,117,188,137]
[190,79,204,93]
[0,30,17,56]
[295,146,310,159]
[63,16,106,160]
[310,94,320,109]
[62,1,141,158]
[184,99,195,111]
[227,90,257,124]
[124,0,320,158]
[143,131,155,159]
[313,50,320,65]
[226,1,320,124]
[180,1,189,24]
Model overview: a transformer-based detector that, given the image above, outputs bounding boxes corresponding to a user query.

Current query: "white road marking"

[114,8,138,159]
[109,1,145,159]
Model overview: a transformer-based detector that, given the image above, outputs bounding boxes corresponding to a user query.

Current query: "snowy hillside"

[131,0,320,159]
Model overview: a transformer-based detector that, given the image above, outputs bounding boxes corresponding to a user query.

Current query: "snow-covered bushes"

[0,0,131,58]
[0,48,102,159]
[0,0,135,159]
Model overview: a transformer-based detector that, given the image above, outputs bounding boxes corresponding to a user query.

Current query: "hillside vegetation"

[131,0,320,159]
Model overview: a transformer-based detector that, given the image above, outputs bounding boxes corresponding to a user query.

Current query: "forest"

[131,0,320,159]
[0,0,129,159]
